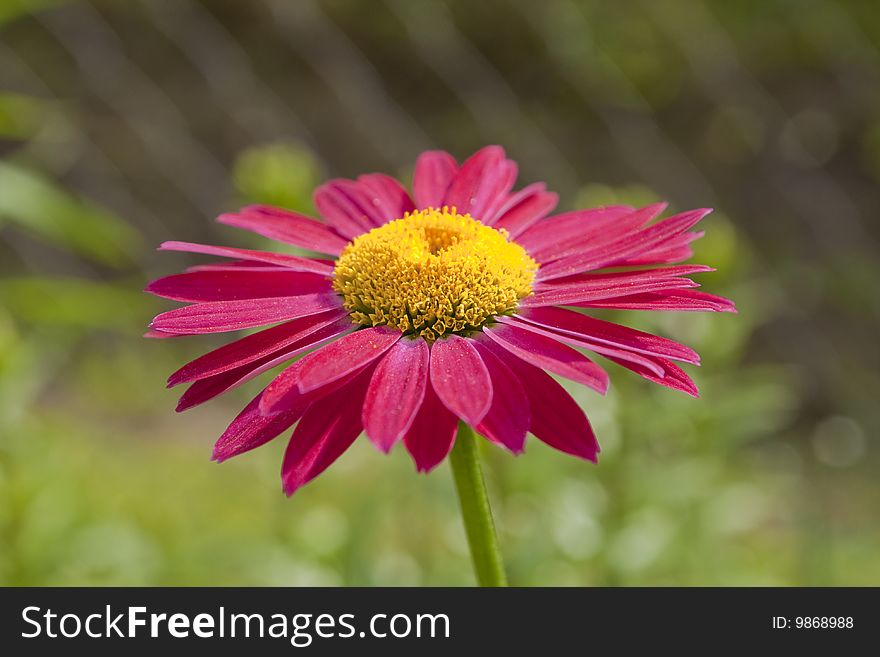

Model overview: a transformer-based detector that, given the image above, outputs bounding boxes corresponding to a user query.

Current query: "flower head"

[147,146,735,495]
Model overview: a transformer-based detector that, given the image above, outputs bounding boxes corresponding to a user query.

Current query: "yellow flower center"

[332,207,538,341]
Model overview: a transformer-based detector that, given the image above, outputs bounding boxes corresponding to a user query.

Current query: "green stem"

[448,422,508,587]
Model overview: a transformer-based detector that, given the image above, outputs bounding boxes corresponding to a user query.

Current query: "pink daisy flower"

[147,145,735,496]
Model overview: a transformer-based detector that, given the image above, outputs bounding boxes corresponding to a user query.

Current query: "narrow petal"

[537,208,712,280]
[442,145,511,220]
[159,241,334,275]
[175,319,354,411]
[362,338,430,452]
[357,173,415,222]
[482,323,608,393]
[472,342,530,453]
[479,159,519,221]
[259,326,401,413]
[536,264,714,289]
[403,384,458,473]
[146,269,331,302]
[478,336,598,462]
[176,353,298,413]
[167,310,349,386]
[515,205,635,255]
[413,150,457,210]
[576,289,737,313]
[513,306,700,364]
[620,245,694,266]
[144,329,180,339]
[429,334,492,425]
[257,361,362,419]
[314,179,385,238]
[616,231,704,267]
[527,203,666,264]
[606,354,699,397]
[500,315,666,377]
[522,278,699,307]
[281,366,374,496]
[185,260,291,273]
[490,184,559,236]
[149,293,343,334]
[212,391,307,462]
[217,205,348,255]
[294,325,401,394]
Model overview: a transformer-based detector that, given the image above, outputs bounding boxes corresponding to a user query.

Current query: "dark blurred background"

[1,0,878,585]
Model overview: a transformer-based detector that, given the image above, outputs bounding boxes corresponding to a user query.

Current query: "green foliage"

[0,162,140,266]
[233,143,323,213]
[0,93,52,139]
[0,0,62,26]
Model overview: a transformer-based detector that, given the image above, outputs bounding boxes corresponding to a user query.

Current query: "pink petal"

[536,264,714,289]
[185,260,291,273]
[259,326,401,413]
[616,231,704,266]
[606,354,699,397]
[175,320,354,411]
[522,278,700,307]
[145,269,332,302]
[314,179,385,239]
[429,334,492,425]
[413,150,458,210]
[362,338,429,453]
[577,289,737,313]
[620,245,694,266]
[499,315,666,377]
[442,145,511,220]
[527,203,666,264]
[357,173,415,222]
[216,205,348,255]
[167,310,350,386]
[403,384,459,473]
[149,293,343,334]
[211,391,307,462]
[281,366,374,496]
[514,306,700,364]
[490,184,559,236]
[479,159,519,222]
[159,241,334,275]
[144,329,180,339]
[472,342,530,453]
[515,205,636,255]
[536,208,712,281]
[482,323,608,394]
[256,363,362,420]
[478,336,598,462]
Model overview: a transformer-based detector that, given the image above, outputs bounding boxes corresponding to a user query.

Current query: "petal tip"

[370,436,397,455]
[282,478,302,497]
[413,458,443,474]
[215,212,238,226]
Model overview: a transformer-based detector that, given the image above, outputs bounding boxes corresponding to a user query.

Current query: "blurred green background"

[1,0,878,586]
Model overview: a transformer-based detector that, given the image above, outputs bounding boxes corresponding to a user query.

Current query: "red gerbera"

[147,146,735,495]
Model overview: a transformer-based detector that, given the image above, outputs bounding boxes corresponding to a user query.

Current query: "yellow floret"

[332,207,537,340]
